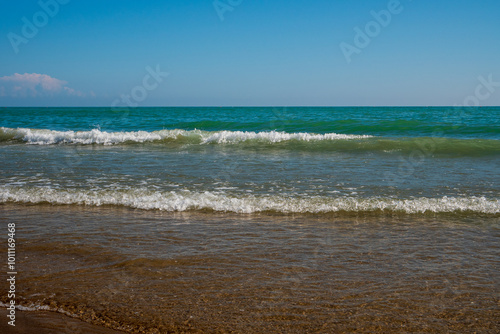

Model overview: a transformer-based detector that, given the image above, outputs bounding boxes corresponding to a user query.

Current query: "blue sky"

[0,0,499,106]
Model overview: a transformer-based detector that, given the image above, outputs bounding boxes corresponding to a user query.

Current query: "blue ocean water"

[1,107,500,333]
[0,106,499,214]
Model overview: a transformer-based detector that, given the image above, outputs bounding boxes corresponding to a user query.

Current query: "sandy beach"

[0,308,126,334]
[1,203,499,333]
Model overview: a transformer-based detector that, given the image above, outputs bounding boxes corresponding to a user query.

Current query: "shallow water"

[1,107,499,332]
[1,107,499,215]
[1,204,499,333]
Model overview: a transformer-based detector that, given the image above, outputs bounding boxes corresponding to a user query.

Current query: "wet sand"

[1,204,499,333]
[0,308,125,334]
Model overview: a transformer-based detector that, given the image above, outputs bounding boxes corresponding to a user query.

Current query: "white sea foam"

[0,186,498,214]
[200,130,372,144]
[0,127,371,145]
[0,301,51,312]
[0,301,76,318]
[0,127,190,145]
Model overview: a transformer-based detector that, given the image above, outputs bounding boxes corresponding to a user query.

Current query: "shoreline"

[1,203,499,333]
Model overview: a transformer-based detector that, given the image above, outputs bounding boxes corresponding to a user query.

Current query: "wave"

[0,302,55,313]
[1,127,499,155]
[1,186,498,215]
[0,127,371,145]
[0,302,80,325]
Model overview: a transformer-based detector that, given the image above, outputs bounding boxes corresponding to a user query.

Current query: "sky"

[0,0,499,107]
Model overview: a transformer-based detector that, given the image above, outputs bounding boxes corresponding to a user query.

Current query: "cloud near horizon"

[0,73,86,98]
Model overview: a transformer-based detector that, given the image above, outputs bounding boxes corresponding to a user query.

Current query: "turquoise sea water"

[0,106,499,214]
[1,106,499,333]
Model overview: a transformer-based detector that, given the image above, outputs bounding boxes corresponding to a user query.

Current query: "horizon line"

[1,105,498,108]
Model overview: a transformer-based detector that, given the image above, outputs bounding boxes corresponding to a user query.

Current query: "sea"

[0,107,499,333]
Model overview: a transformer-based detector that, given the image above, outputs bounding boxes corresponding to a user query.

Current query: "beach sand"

[0,308,125,334]
[1,204,499,333]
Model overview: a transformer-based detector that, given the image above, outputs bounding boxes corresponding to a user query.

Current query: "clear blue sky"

[0,0,499,106]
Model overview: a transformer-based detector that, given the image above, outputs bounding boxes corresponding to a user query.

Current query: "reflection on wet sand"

[1,204,499,333]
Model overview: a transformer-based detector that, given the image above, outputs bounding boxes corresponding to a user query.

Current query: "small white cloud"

[0,73,84,98]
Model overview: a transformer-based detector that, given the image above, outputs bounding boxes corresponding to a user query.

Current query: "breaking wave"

[1,127,499,156]
[0,127,370,145]
[1,186,498,215]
